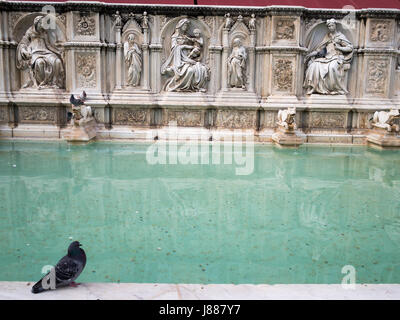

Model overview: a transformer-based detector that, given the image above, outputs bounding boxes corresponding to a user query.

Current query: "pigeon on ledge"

[69,91,87,107]
[31,241,87,294]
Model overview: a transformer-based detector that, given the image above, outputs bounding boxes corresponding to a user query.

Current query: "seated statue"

[17,16,65,89]
[303,19,353,95]
[277,107,297,131]
[371,109,400,132]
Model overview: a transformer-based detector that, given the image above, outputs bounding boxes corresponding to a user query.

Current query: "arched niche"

[13,13,66,90]
[13,13,66,44]
[160,16,211,67]
[305,21,355,52]
[121,18,144,88]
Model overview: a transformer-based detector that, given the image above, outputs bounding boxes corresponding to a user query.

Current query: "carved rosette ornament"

[75,14,96,36]
[76,53,97,88]
[273,59,293,92]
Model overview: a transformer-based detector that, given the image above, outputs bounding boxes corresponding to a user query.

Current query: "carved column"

[221,28,230,91]
[115,25,122,90]
[142,25,150,90]
[248,29,256,92]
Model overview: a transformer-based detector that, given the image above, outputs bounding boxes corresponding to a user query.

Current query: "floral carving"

[76,52,97,88]
[366,59,389,94]
[310,112,345,128]
[370,20,391,42]
[115,109,147,125]
[168,111,202,127]
[217,110,256,129]
[75,14,96,36]
[19,107,56,122]
[274,19,295,40]
[273,59,293,92]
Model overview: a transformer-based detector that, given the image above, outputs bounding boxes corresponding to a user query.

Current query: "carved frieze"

[168,111,202,127]
[366,59,389,94]
[274,18,295,40]
[273,58,293,92]
[19,107,56,122]
[217,110,256,129]
[75,52,97,88]
[310,112,346,128]
[74,13,96,36]
[264,111,277,128]
[114,108,147,125]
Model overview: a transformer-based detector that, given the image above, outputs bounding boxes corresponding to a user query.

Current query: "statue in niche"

[16,16,65,89]
[228,38,247,89]
[161,18,209,92]
[303,18,353,95]
[224,13,233,30]
[124,34,142,87]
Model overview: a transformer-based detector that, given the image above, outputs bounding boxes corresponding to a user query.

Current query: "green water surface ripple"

[0,141,399,284]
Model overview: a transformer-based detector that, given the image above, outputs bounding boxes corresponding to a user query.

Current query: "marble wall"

[0,2,399,141]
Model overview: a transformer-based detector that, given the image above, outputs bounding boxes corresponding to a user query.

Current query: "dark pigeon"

[69,91,87,107]
[32,241,86,294]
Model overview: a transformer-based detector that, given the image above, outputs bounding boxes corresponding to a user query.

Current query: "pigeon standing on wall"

[32,241,87,294]
[70,91,87,107]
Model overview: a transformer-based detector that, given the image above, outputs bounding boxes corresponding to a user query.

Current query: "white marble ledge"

[0,282,399,300]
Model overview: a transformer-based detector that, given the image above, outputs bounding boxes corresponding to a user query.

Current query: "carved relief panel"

[271,16,298,45]
[271,55,295,94]
[216,110,256,129]
[14,13,66,90]
[19,106,57,123]
[366,19,394,47]
[75,51,98,89]
[365,58,390,96]
[167,110,203,127]
[0,107,8,123]
[160,17,211,92]
[114,108,148,125]
[71,12,99,40]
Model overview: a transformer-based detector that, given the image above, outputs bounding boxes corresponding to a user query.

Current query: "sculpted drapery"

[124,34,142,87]
[161,18,209,92]
[17,16,65,89]
[303,19,353,95]
[228,38,247,89]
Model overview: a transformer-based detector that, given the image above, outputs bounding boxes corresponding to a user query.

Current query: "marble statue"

[277,107,297,131]
[161,18,209,92]
[224,13,233,30]
[249,14,256,31]
[303,18,353,95]
[142,11,149,29]
[228,38,247,89]
[113,11,122,28]
[124,34,142,87]
[372,109,400,132]
[16,15,65,89]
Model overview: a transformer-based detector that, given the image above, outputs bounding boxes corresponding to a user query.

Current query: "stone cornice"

[1,2,399,19]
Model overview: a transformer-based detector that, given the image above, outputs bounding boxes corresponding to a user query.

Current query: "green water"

[0,140,399,284]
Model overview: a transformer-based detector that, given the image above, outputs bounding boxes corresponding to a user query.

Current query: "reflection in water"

[0,141,399,284]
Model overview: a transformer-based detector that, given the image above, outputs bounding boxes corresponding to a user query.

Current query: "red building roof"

[9,0,400,9]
